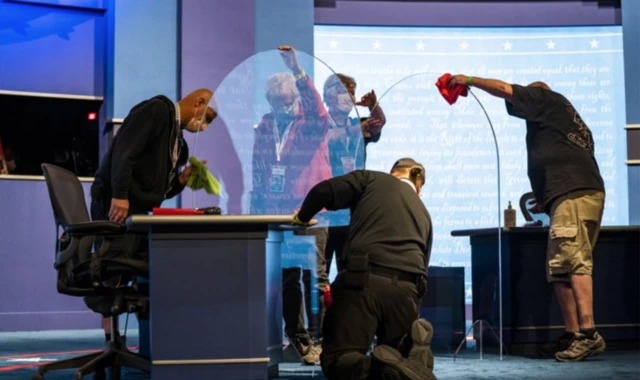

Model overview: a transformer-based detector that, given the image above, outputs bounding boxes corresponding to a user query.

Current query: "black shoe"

[538,332,577,357]
[372,345,437,380]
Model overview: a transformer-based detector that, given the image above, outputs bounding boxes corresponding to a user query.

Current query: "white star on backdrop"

[329,39,338,49]
[546,40,556,50]
[466,287,473,298]
[373,41,382,50]
[459,41,469,51]
[416,41,425,51]
[503,41,512,51]
[589,39,600,48]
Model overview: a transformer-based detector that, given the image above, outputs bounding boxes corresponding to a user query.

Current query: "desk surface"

[451,225,640,237]
[127,214,294,229]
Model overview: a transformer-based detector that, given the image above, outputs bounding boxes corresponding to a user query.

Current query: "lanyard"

[330,118,354,157]
[171,103,181,169]
[273,119,294,163]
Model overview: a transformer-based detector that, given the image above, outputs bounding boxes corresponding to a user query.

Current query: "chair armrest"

[65,221,126,237]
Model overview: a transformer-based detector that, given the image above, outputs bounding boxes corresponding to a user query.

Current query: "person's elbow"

[501,84,514,103]
[311,180,333,199]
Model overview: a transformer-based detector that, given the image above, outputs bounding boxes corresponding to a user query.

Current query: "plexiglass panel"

[197,48,362,372]
[195,48,359,219]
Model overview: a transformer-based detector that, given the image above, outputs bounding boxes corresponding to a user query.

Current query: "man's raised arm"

[448,75,513,102]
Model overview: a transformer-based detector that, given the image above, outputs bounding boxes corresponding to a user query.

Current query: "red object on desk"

[436,73,468,105]
[152,208,204,215]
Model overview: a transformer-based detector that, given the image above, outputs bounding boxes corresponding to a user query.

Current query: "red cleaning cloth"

[152,208,204,215]
[436,73,468,105]
[323,285,332,310]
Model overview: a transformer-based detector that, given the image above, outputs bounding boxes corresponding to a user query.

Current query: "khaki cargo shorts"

[546,189,605,282]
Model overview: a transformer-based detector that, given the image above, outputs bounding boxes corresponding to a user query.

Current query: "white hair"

[265,72,299,102]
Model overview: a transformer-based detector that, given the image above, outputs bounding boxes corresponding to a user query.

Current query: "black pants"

[282,227,329,343]
[325,226,349,275]
[86,186,149,315]
[320,271,425,380]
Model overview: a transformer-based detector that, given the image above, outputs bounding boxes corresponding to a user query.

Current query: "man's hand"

[179,159,208,185]
[278,45,303,76]
[291,209,317,227]
[361,118,383,137]
[447,74,470,89]
[109,198,129,224]
[356,90,377,109]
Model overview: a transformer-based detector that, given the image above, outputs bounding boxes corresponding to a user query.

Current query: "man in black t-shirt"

[448,75,606,362]
[292,158,436,380]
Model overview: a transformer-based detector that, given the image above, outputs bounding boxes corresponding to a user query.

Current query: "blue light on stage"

[0,0,104,96]
[314,25,628,300]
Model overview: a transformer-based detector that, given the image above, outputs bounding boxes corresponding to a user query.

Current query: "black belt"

[369,264,424,284]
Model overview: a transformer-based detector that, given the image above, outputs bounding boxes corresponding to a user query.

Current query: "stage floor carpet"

[0,330,638,379]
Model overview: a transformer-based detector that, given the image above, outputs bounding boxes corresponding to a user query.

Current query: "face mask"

[186,104,209,132]
[271,100,299,121]
[186,117,207,132]
[336,93,354,113]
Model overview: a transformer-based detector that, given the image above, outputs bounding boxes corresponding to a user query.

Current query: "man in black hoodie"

[90,88,215,342]
[292,158,436,380]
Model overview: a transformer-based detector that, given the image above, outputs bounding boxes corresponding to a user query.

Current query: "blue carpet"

[0,330,638,379]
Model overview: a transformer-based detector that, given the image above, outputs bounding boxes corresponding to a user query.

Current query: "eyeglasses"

[330,81,357,93]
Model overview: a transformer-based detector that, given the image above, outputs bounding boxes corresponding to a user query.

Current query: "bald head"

[527,81,551,91]
[178,88,216,132]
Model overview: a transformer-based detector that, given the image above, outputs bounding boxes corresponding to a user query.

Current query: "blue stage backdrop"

[313,25,628,302]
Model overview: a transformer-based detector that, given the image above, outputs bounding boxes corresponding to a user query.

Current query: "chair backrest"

[42,164,97,296]
[519,192,536,222]
[519,191,550,226]
[41,164,90,227]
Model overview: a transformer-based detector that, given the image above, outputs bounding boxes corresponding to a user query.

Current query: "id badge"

[341,157,355,173]
[270,165,286,193]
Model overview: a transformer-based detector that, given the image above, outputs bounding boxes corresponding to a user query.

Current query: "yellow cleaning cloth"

[186,156,221,195]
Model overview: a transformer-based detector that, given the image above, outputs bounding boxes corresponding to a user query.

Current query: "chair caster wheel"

[109,367,121,380]
[31,375,44,380]
[90,369,106,380]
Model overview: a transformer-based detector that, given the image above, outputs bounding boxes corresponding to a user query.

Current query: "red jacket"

[250,76,332,215]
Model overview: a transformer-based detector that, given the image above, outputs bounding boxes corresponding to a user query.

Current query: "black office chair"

[34,164,150,380]
[519,192,537,222]
[519,191,549,226]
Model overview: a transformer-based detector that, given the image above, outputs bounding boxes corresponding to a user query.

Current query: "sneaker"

[302,343,322,365]
[286,337,310,357]
[372,345,437,380]
[538,331,577,357]
[555,332,606,362]
[407,319,434,371]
